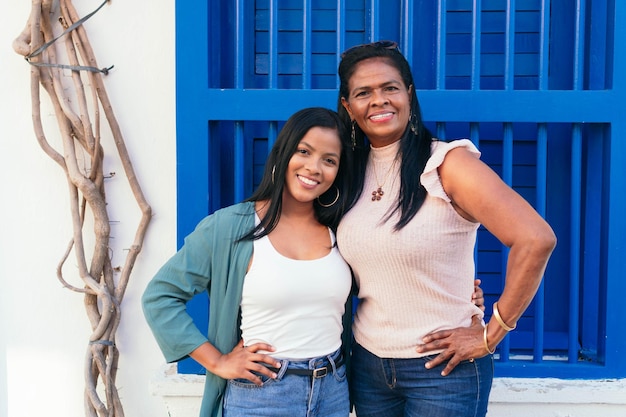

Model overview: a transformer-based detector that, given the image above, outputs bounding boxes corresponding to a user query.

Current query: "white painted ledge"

[149,363,204,416]
[150,364,626,417]
[488,377,626,417]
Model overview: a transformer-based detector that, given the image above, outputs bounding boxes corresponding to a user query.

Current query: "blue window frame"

[175,0,626,377]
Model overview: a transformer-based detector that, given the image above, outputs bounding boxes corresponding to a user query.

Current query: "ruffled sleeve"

[420,139,481,202]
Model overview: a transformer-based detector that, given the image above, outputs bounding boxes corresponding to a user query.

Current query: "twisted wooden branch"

[13,1,152,415]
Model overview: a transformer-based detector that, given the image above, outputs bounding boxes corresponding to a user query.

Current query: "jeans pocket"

[228,372,276,389]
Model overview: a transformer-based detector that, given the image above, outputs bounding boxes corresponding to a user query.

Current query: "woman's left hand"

[415,315,486,376]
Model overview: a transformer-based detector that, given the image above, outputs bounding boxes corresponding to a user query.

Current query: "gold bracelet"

[492,301,516,331]
[483,324,496,354]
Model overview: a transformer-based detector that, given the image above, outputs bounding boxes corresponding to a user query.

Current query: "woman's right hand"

[191,339,282,386]
[472,278,485,311]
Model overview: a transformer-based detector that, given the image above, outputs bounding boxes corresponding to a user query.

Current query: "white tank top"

[240,226,352,359]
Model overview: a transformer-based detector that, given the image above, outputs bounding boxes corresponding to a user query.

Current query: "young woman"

[142,107,354,417]
[336,42,557,417]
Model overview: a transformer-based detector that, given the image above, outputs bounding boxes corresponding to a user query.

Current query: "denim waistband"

[269,347,343,378]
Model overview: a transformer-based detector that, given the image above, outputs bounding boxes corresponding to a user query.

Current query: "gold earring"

[317,186,340,208]
[409,111,419,135]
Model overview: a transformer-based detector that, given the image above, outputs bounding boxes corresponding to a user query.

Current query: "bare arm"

[417,147,556,375]
[190,339,282,386]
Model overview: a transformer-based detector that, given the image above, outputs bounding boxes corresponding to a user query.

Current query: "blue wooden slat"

[447,52,539,77]
[568,124,582,363]
[269,0,278,88]
[255,52,338,76]
[449,0,542,11]
[302,0,312,88]
[174,0,211,376]
[446,33,472,53]
[497,122,514,361]
[473,32,535,56]
[235,0,245,88]
[513,33,541,54]
[539,0,549,90]
[256,0,340,8]
[478,252,502,274]
[436,122,446,140]
[469,122,480,147]
[471,0,482,89]
[370,0,380,40]
[256,32,344,54]
[336,0,346,88]
[533,122,547,362]
[447,9,539,34]
[175,0,209,240]
[505,0,515,89]
[605,119,626,375]
[603,0,626,376]
[580,124,603,359]
[587,0,608,90]
[548,0,575,90]
[573,0,586,90]
[252,138,267,189]
[268,121,277,150]
[401,0,414,64]
[234,122,245,202]
[256,9,365,32]
[437,0,447,89]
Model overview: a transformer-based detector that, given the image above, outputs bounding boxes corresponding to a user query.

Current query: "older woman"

[336,41,556,417]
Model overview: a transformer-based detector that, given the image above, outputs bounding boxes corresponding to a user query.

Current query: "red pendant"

[371,187,384,201]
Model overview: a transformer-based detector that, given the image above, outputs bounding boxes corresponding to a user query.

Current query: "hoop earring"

[350,120,357,150]
[317,186,340,208]
[271,165,276,184]
[409,111,419,135]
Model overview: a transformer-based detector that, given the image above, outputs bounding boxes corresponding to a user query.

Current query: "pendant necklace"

[371,157,397,202]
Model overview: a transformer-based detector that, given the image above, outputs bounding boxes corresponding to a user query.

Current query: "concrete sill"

[150,364,626,417]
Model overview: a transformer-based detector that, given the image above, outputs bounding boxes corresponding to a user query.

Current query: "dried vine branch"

[13,1,152,416]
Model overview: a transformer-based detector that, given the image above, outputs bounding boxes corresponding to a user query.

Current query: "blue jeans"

[223,348,349,417]
[350,342,493,417]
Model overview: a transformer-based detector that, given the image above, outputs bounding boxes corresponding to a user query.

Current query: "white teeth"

[298,175,317,185]
[370,113,392,121]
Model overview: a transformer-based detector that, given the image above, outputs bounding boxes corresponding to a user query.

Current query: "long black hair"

[240,107,353,240]
[337,42,434,230]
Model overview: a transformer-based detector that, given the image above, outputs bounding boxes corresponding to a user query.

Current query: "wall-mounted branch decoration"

[13,1,152,415]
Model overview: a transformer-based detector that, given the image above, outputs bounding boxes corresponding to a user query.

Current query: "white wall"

[1,2,175,416]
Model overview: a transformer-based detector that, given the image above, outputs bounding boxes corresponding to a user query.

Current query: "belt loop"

[332,348,344,371]
[275,359,289,380]
[327,352,337,374]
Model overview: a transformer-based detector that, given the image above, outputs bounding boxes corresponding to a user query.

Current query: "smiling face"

[283,126,342,205]
[341,57,412,148]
